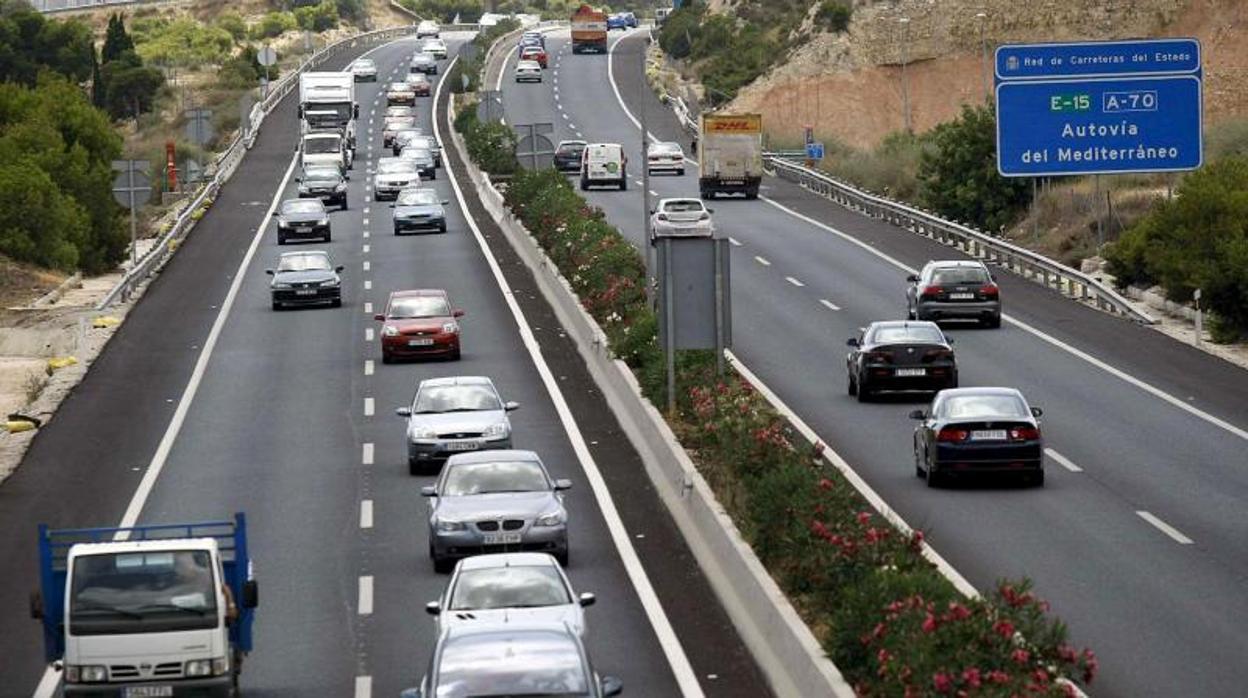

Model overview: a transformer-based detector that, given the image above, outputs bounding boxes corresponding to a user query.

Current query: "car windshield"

[662,200,704,213]
[281,200,324,215]
[303,169,339,183]
[388,295,449,317]
[931,267,990,285]
[651,143,680,154]
[397,189,440,206]
[378,160,417,174]
[386,107,414,117]
[449,566,571,610]
[69,550,218,635]
[403,148,433,162]
[390,82,411,91]
[304,137,340,154]
[434,630,589,697]
[409,73,429,83]
[441,460,549,496]
[940,394,1028,419]
[557,143,585,154]
[353,60,374,70]
[871,326,944,344]
[277,253,332,272]
[414,384,501,413]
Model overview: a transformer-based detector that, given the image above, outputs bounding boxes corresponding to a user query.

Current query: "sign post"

[111,160,152,273]
[257,45,278,100]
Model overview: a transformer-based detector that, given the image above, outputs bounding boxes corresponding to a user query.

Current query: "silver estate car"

[426,553,594,637]
[422,450,570,573]
[401,624,622,698]
[396,376,518,474]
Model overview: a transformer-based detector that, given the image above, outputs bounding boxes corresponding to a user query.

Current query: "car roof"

[281,197,324,206]
[926,260,988,269]
[390,288,447,300]
[420,375,494,388]
[280,250,329,259]
[390,81,411,88]
[557,140,587,147]
[517,60,541,67]
[456,552,558,571]
[658,197,703,207]
[937,387,1026,399]
[867,320,941,331]
[445,449,540,466]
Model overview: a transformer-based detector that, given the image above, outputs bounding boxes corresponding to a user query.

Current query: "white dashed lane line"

[362,442,374,465]
[365,327,374,342]
[363,243,371,254]
[355,676,372,698]
[363,397,375,417]
[360,500,374,529]
[648,190,658,196]
[364,302,373,314]
[364,360,374,376]
[728,237,742,247]
[363,261,371,272]
[820,299,841,311]
[785,276,804,287]
[569,123,577,130]
[1137,511,1194,545]
[364,280,372,290]
[754,256,771,266]
[362,218,370,227]
[1045,448,1083,473]
[358,576,374,615]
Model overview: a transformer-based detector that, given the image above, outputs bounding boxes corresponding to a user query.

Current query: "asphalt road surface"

[0,33,771,698]
[495,27,1248,698]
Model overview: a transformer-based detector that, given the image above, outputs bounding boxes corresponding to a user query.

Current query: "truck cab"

[33,514,257,697]
[299,72,359,151]
[301,131,353,174]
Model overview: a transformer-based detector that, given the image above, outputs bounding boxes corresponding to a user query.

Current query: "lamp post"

[976,11,989,102]
[899,17,911,133]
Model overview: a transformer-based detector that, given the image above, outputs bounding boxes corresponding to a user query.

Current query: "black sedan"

[847,321,956,401]
[399,147,437,180]
[554,140,587,173]
[276,198,331,245]
[267,251,343,309]
[296,166,348,210]
[391,187,448,234]
[910,387,1044,487]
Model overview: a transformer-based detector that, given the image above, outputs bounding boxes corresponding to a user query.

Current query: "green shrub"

[918,103,1031,232]
[134,17,235,67]
[215,11,248,42]
[0,6,95,86]
[294,1,338,32]
[815,0,852,32]
[252,12,298,40]
[454,104,517,176]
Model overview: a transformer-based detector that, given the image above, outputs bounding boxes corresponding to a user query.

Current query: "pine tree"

[101,14,135,64]
[90,50,105,108]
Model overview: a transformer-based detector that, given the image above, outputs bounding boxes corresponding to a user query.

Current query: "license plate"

[483,532,523,545]
[445,440,479,451]
[971,430,1008,441]
[296,226,311,232]
[949,292,975,300]
[895,368,925,377]
[408,338,434,346]
[124,687,173,698]
[295,289,317,296]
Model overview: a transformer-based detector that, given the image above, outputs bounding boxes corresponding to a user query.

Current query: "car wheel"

[271,301,281,311]
[433,553,453,574]
[985,313,1002,329]
[324,233,332,242]
[332,298,342,308]
[277,234,286,245]
[855,381,872,403]
[580,178,589,191]
[620,178,628,191]
[847,374,857,396]
[555,550,569,567]
[429,170,436,180]
[678,168,686,176]
[410,457,423,476]
[1030,470,1045,488]
[340,199,348,211]
[926,463,941,488]
[382,352,393,364]
[450,347,461,361]
[915,448,926,479]
[439,225,447,234]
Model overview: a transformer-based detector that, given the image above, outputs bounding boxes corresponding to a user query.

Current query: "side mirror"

[846,338,859,347]
[441,200,450,205]
[374,314,386,322]
[425,601,441,616]
[294,176,302,182]
[554,478,573,491]
[906,274,920,283]
[354,104,360,119]
[29,590,43,620]
[344,174,351,181]
[707,208,715,214]
[504,401,520,412]
[908,409,927,420]
[453,309,465,318]
[1030,407,1043,417]
[396,407,412,417]
[578,592,596,607]
[420,485,437,497]
[265,269,274,275]
[601,676,623,697]
[945,337,955,345]
[335,265,345,273]
[242,580,259,609]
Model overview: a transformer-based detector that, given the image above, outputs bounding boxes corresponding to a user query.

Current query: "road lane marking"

[362,218,369,226]
[364,302,373,314]
[363,206,370,214]
[365,327,375,342]
[358,575,374,614]
[364,397,375,416]
[819,299,841,311]
[1137,511,1194,545]
[363,230,370,239]
[569,123,576,129]
[362,442,374,465]
[363,260,371,271]
[364,360,374,376]
[754,256,770,266]
[364,280,372,290]
[649,190,658,196]
[360,500,374,529]
[1045,448,1083,473]
[435,55,705,697]
[785,276,804,287]
[363,243,371,253]
[355,677,371,698]
[729,237,742,247]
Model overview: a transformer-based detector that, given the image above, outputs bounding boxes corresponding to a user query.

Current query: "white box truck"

[698,113,764,199]
[299,72,358,152]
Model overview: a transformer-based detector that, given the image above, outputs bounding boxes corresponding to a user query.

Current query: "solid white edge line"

[364,397,375,416]
[435,55,705,697]
[358,575,374,615]
[728,237,742,246]
[355,676,372,698]
[362,442,374,465]
[1045,448,1083,473]
[360,500,374,529]
[1137,511,1194,545]
[785,276,804,287]
[759,195,1248,444]
[819,299,841,311]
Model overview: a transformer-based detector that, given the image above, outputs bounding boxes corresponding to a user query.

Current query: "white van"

[580,143,627,191]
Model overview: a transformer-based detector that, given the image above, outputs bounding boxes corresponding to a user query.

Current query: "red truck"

[571,5,608,54]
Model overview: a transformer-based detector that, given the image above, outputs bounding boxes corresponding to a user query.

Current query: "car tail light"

[1010,426,1040,441]
[981,284,1000,298]
[924,349,954,361]
[921,285,942,300]
[937,428,969,443]
[864,351,891,364]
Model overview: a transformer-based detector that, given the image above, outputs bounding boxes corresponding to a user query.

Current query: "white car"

[422,38,448,59]
[426,553,595,637]
[373,157,421,200]
[514,59,542,83]
[646,141,686,175]
[650,198,714,237]
[416,20,440,38]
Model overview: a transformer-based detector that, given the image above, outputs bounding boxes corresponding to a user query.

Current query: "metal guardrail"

[97,24,425,309]
[34,0,185,13]
[653,86,1154,324]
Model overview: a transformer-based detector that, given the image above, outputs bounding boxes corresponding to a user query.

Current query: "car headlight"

[67,665,108,683]
[699,212,710,221]
[318,218,329,226]
[410,425,437,440]
[184,659,213,677]
[272,282,292,289]
[319,279,340,288]
[534,509,566,527]
[382,324,399,337]
[298,185,310,194]
[435,518,465,532]
[335,183,346,192]
[483,422,509,439]
[441,321,458,334]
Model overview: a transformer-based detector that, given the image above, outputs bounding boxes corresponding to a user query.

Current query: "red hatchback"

[376,289,464,362]
[519,45,548,68]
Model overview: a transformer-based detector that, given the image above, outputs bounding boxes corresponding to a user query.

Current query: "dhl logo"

[705,116,762,133]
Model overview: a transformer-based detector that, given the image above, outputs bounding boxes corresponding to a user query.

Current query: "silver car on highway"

[426,553,595,636]
[422,450,570,573]
[397,376,518,474]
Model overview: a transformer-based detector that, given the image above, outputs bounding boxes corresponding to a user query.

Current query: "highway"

[496,27,1248,698]
[0,33,771,697]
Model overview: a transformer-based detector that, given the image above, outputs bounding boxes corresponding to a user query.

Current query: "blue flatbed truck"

[32,514,258,697]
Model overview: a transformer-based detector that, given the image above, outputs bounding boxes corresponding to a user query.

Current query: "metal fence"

[35,0,184,13]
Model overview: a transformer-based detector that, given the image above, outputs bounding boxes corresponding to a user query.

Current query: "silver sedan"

[426,553,594,636]
[422,450,570,573]
[396,376,518,474]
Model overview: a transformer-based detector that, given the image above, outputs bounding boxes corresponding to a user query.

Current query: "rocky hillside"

[718,0,1246,148]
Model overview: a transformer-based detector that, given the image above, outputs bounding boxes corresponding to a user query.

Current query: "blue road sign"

[806,142,825,161]
[995,39,1202,177]
[995,38,1200,82]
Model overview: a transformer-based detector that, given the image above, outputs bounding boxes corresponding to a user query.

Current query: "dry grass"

[0,256,66,308]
